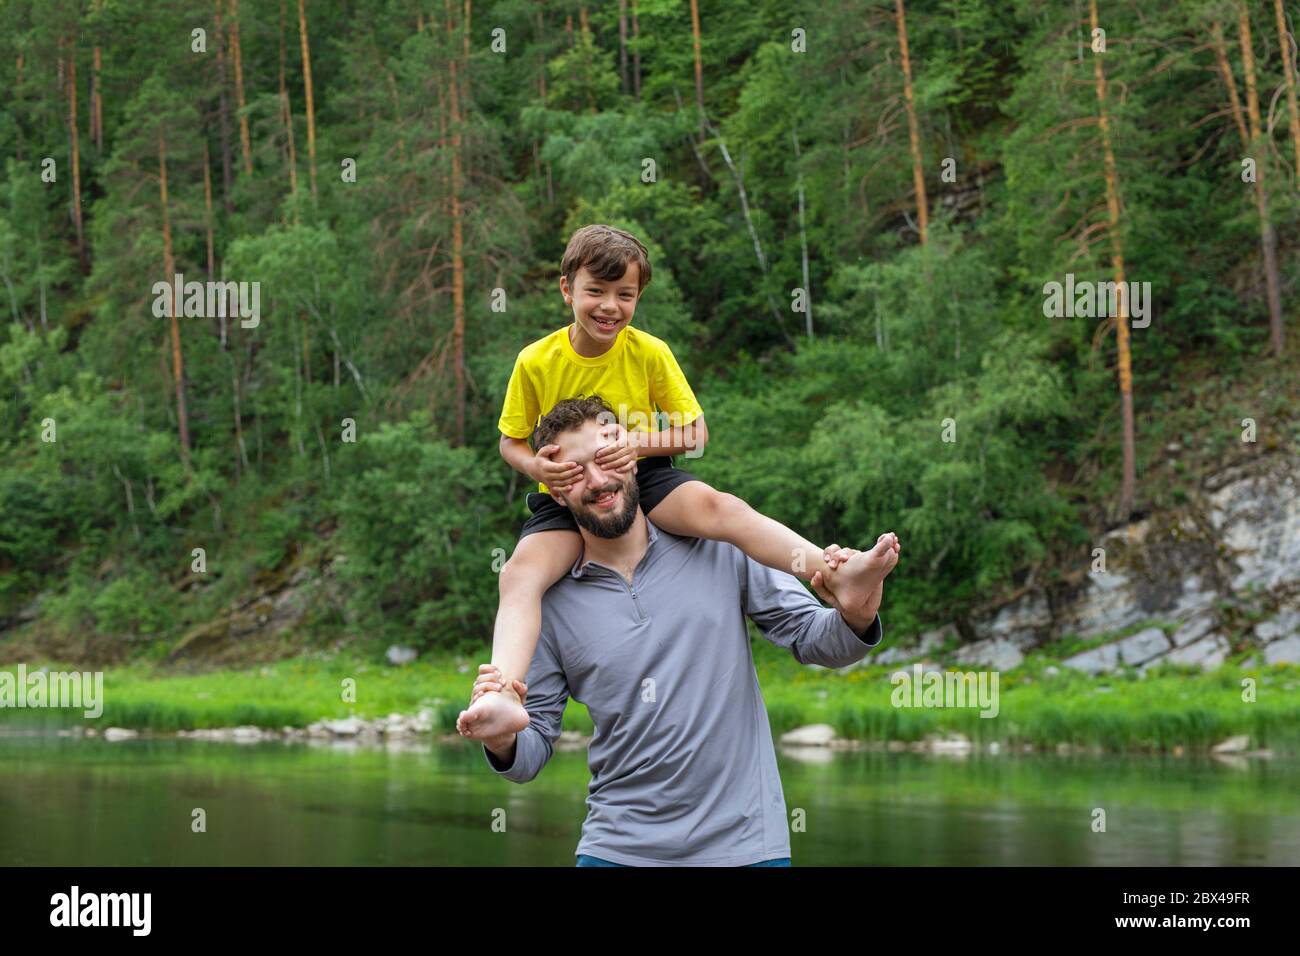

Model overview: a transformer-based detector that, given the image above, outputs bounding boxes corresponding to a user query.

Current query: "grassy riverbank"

[3,639,1298,755]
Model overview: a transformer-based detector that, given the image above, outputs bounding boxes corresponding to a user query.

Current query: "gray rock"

[1211,734,1251,754]
[918,626,956,655]
[927,733,973,754]
[1215,472,1300,592]
[1149,634,1230,671]
[103,727,139,741]
[1062,642,1120,675]
[953,638,1024,671]
[1171,615,1215,648]
[386,645,418,665]
[1071,570,1146,638]
[1263,635,1300,665]
[1116,627,1171,665]
[779,723,838,747]
[555,730,588,751]
[1256,609,1300,644]
[323,717,364,737]
[978,594,1052,643]
[871,646,911,666]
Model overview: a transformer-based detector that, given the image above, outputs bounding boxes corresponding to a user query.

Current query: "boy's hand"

[531,444,582,491]
[594,422,637,474]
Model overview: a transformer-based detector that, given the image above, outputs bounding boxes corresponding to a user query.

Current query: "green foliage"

[334,412,510,649]
[0,0,1294,658]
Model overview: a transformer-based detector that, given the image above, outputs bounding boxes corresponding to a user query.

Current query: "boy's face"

[560,262,641,345]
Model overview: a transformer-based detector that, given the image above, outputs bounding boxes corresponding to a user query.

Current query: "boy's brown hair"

[560,225,652,295]
[532,394,616,450]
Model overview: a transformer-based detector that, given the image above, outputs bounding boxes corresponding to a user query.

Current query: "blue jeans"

[576,854,791,867]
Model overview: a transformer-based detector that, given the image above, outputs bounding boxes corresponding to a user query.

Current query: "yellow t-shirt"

[498,324,704,493]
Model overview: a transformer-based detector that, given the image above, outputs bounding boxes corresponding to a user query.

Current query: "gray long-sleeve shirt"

[484,518,883,866]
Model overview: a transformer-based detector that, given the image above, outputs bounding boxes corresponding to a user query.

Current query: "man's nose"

[585,459,612,486]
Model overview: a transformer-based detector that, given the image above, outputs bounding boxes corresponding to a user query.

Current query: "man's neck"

[578,509,651,581]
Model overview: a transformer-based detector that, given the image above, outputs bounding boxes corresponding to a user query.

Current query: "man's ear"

[549,489,568,508]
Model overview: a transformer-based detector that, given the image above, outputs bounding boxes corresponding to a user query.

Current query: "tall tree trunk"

[159,129,192,470]
[66,40,87,272]
[448,2,467,445]
[792,127,812,338]
[297,0,318,202]
[689,0,705,134]
[14,52,24,161]
[631,0,641,99]
[214,0,235,210]
[230,0,253,175]
[203,140,216,282]
[618,0,629,94]
[714,132,796,349]
[232,358,248,477]
[1275,0,1300,187]
[1237,2,1285,356]
[91,1,103,152]
[279,1,299,204]
[1089,0,1135,519]
[535,6,553,204]
[895,0,928,245]
[1210,21,1250,148]
[462,0,472,103]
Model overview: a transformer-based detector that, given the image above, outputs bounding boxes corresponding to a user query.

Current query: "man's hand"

[811,546,882,636]
[530,444,582,491]
[468,663,527,706]
[594,422,637,474]
[464,664,528,759]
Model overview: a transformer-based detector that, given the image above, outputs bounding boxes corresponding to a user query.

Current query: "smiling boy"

[456,224,899,740]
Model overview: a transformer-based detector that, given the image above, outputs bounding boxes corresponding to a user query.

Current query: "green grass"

[3,640,1298,754]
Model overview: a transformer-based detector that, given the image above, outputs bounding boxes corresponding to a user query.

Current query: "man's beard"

[570,475,640,539]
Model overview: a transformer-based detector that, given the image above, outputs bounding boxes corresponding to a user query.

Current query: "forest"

[0,0,1296,658]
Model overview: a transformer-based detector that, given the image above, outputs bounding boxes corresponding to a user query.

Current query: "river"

[2,732,1297,865]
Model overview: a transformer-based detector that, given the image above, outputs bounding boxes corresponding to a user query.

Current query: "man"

[462,395,899,866]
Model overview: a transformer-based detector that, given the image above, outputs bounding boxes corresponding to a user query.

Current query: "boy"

[457,224,898,740]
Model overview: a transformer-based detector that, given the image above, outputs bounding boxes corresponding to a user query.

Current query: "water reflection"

[1,733,1296,865]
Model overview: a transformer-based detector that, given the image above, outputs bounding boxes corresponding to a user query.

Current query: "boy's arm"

[631,414,709,457]
[596,338,707,466]
[500,434,539,481]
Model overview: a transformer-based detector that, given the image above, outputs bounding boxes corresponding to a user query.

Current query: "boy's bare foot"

[457,688,530,740]
[820,533,899,614]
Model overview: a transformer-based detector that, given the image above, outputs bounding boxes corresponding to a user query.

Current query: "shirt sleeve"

[738,552,882,668]
[648,340,704,427]
[497,352,539,441]
[482,626,570,783]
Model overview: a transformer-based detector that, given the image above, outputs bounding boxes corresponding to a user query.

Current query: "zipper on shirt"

[585,564,646,622]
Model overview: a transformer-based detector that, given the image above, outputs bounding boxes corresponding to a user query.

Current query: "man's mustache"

[583,482,623,503]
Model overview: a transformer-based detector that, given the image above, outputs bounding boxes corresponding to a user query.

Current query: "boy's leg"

[648,481,898,604]
[456,529,582,740]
